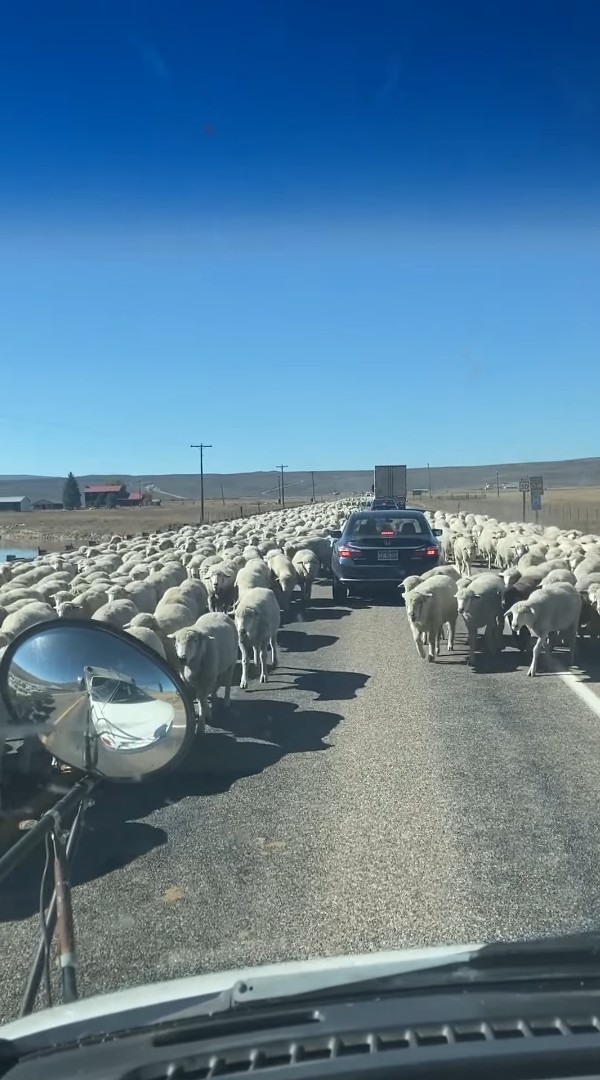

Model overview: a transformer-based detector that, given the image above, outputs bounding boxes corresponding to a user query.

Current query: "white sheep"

[1,602,56,641]
[123,613,179,669]
[91,599,139,629]
[268,552,297,619]
[206,564,237,613]
[405,576,458,661]
[171,613,239,731]
[234,586,280,689]
[235,559,272,595]
[505,583,581,676]
[453,536,477,577]
[292,549,320,605]
[123,625,167,660]
[458,573,504,666]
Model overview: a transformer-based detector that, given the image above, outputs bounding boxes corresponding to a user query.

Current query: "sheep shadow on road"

[293,668,369,701]
[278,629,338,652]
[222,697,341,751]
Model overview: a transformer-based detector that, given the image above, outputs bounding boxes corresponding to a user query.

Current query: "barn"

[0,496,32,512]
[83,484,123,508]
[32,498,63,510]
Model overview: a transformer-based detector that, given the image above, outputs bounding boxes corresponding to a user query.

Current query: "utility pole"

[496,471,500,498]
[276,464,288,509]
[427,462,432,499]
[190,443,212,523]
[311,470,315,502]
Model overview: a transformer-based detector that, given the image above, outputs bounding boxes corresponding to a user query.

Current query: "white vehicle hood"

[0,942,483,1040]
[91,698,174,744]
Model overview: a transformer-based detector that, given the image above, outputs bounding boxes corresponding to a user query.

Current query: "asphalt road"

[3,582,600,1020]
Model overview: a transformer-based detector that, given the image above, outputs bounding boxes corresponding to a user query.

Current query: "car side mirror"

[329,530,342,539]
[432,528,443,537]
[0,618,195,782]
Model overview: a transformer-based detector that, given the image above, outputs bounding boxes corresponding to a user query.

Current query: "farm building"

[32,498,63,510]
[0,496,32,512]
[83,484,123,508]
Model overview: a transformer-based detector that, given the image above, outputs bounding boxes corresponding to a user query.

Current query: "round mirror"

[0,619,195,781]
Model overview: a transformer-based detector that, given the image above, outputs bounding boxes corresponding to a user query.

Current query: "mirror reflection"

[0,623,192,780]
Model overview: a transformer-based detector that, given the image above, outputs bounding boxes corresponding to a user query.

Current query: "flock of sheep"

[1,498,599,738]
[410,509,600,675]
[0,500,356,730]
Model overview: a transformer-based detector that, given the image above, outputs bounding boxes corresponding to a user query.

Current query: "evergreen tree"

[62,472,81,510]
[106,492,118,509]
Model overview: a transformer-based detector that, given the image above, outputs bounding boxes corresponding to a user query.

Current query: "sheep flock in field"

[0,499,357,732]
[406,508,600,676]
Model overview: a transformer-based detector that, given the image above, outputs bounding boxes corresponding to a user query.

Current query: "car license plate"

[378,550,398,561]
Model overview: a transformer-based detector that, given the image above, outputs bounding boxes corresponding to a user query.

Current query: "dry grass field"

[0,497,311,552]
[2,486,600,553]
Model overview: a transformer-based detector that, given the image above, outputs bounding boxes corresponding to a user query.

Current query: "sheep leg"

[270,637,278,669]
[239,640,251,690]
[196,696,210,734]
[410,623,426,659]
[259,645,269,683]
[527,634,546,677]
[253,646,259,669]
[466,624,477,666]
[447,616,457,652]
[568,622,578,668]
[223,664,235,709]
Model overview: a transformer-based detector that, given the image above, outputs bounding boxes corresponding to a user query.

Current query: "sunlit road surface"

[3,581,600,1019]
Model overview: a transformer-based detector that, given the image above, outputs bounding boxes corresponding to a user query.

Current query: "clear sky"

[1,0,599,476]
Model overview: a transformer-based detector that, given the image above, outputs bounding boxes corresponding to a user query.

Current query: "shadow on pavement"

[302,607,352,622]
[0,820,168,923]
[294,668,369,701]
[0,695,342,921]
[278,629,337,652]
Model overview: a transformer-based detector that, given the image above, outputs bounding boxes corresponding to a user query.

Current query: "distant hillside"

[0,458,598,503]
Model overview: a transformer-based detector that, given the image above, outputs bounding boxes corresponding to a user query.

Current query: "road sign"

[531,494,542,512]
[530,475,544,496]
[519,477,529,492]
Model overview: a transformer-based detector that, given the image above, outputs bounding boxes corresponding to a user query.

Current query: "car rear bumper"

[334,557,439,583]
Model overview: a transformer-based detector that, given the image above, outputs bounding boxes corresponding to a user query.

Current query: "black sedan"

[330,510,441,600]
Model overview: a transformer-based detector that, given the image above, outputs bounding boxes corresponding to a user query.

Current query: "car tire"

[332,579,348,602]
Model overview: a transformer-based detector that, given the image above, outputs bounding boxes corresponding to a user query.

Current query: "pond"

[0,547,39,562]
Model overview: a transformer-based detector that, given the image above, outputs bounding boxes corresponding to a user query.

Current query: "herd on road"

[0,501,599,746]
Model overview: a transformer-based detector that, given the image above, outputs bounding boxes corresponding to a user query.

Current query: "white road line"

[546,656,600,719]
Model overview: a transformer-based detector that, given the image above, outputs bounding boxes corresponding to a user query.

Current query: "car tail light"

[380,530,394,537]
[414,546,439,557]
[338,545,361,558]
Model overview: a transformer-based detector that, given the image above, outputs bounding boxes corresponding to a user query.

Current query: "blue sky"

[1,0,599,475]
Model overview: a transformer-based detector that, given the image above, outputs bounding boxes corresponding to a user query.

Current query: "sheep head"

[170,627,208,678]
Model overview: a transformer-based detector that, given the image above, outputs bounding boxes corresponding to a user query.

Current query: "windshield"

[89,677,152,706]
[347,515,427,537]
[0,0,598,1033]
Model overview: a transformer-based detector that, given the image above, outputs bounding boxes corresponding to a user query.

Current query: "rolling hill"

[0,458,598,504]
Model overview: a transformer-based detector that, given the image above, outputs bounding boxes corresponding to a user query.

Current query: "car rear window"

[347,516,426,537]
